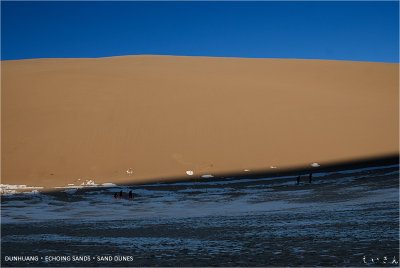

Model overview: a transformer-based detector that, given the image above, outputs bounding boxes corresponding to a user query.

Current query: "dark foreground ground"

[1,163,399,267]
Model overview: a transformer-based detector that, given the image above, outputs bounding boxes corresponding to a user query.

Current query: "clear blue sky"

[2,1,399,62]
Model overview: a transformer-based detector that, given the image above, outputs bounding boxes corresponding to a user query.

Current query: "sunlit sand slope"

[2,56,398,188]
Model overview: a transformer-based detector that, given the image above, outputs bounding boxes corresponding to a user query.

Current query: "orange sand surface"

[2,55,398,188]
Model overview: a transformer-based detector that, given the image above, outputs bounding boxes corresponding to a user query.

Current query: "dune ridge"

[2,55,398,188]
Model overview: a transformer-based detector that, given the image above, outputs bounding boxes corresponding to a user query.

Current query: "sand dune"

[1,55,398,188]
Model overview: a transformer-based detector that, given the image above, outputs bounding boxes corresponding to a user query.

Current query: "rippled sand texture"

[2,56,399,188]
[1,164,399,266]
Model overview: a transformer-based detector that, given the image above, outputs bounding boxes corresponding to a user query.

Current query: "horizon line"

[2,54,399,64]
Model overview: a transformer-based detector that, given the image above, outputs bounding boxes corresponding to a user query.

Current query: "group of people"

[114,190,134,200]
[113,173,312,200]
[296,173,312,185]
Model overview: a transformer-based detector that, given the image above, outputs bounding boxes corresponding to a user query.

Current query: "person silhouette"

[114,192,118,201]
[296,176,300,185]
[309,173,312,184]
[119,190,123,199]
[129,190,133,200]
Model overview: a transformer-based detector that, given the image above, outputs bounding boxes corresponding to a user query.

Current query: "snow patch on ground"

[0,184,44,196]
[55,181,118,192]
[80,179,97,186]
[102,182,117,187]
